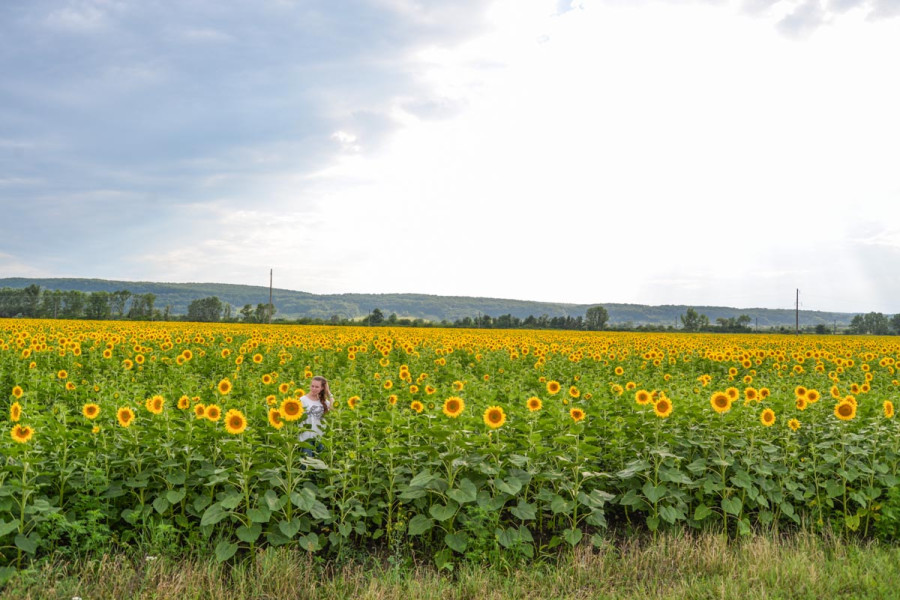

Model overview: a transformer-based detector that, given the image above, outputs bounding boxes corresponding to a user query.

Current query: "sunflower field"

[1,319,899,573]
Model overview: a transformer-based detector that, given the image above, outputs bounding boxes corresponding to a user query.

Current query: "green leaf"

[309,500,331,521]
[495,478,522,496]
[236,524,262,543]
[642,481,667,504]
[279,519,301,539]
[166,489,186,504]
[248,507,272,524]
[200,503,227,527]
[0,519,19,537]
[152,496,170,515]
[291,488,316,511]
[825,480,844,499]
[737,517,751,536]
[616,460,650,479]
[563,528,583,547]
[409,470,436,488]
[0,566,16,585]
[220,493,243,510]
[298,533,321,552]
[659,505,685,524]
[15,533,37,555]
[722,497,743,516]
[215,540,238,563]
[510,501,536,521]
[646,516,660,532]
[659,468,692,486]
[166,473,186,486]
[264,490,282,511]
[407,514,433,536]
[551,495,573,514]
[694,504,713,521]
[429,502,458,522]
[444,532,468,553]
[496,527,518,548]
[447,479,477,504]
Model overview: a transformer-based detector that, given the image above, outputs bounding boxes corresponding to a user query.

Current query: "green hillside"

[0,277,856,327]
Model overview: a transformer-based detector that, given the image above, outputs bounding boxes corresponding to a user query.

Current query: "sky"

[1,0,899,313]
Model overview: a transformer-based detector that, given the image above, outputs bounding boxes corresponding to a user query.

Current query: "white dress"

[298,395,331,442]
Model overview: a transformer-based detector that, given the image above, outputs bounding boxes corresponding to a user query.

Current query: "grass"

[2,532,898,599]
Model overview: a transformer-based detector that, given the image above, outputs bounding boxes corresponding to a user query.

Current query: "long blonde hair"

[311,375,333,415]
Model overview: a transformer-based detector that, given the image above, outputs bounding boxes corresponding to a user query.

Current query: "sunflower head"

[788,418,801,432]
[217,379,233,395]
[10,402,22,422]
[635,390,651,405]
[178,395,190,410]
[885,400,895,419]
[410,400,424,413]
[569,408,585,422]
[834,401,856,421]
[760,408,776,427]
[205,404,222,422]
[710,392,732,414]
[546,381,561,395]
[11,424,34,444]
[280,398,304,421]
[268,408,284,429]
[11,386,23,399]
[526,396,542,412]
[82,403,100,420]
[116,407,135,428]
[442,396,465,418]
[483,406,506,429]
[224,409,247,435]
[654,398,673,418]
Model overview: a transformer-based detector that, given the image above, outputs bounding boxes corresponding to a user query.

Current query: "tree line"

[678,307,900,335]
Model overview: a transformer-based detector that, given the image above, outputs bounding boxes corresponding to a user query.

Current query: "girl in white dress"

[299,375,333,455]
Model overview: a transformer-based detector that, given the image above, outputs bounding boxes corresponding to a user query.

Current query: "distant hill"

[0,277,858,327]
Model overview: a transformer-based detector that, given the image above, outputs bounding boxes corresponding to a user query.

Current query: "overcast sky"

[2,0,899,313]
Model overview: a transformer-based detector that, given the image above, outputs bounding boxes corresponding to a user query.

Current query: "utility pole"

[268,269,273,324]
[795,289,799,335]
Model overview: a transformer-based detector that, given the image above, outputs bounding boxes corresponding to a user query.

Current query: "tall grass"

[3,532,898,599]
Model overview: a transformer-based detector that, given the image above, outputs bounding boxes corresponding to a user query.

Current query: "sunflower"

[834,401,856,421]
[279,382,290,394]
[10,401,22,422]
[635,390,651,405]
[388,394,398,406]
[568,385,580,398]
[205,404,222,422]
[759,387,770,399]
[57,370,68,380]
[346,396,359,411]
[788,418,801,431]
[123,359,134,370]
[65,382,76,391]
[194,403,206,419]
[280,398,304,421]
[725,387,739,401]
[177,395,190,410]
[11,424,34,444]
[744,387,758,402]
[569,408,585,422]
[452,380,465,391]
[653,397,673,418]
[410,400,424,413]
[224,409,247,434]
[806,389,821,403]
[145,395,165,415]
[253,353,264,364]
[425,385,436,395]
[11,386,23,399]
[261,374,273,385]
[614,366,624,376]
[268,408,284,429]
[383,380,393,390]
[442,396,465,418]
[526,396,542,412]
[117,407,135,428]
[483,406,506,429]
[82,403,100,420]
[760,408,776,427]
[794,386,807,398]
[546,380,561,395]
[217,378,233,395]
[710,392,732,414]
[883,400,894,419]
[409,385,419,394]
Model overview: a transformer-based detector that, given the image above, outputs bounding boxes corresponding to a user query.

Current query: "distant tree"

[814,324,829,335]
[110,290,132,318]
[85,291,111,320]
[187,296,224,322]
[366,308,384,325]
[680,308,709,332]
[585,306,609,330]
[240,304,255,322]
[891,313,900,335]
[848,314,865,334]
[849,312,890,335]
